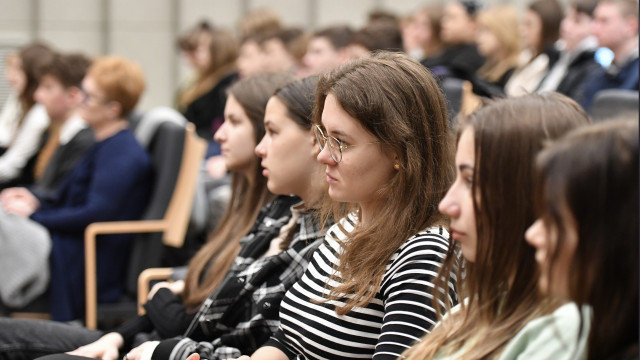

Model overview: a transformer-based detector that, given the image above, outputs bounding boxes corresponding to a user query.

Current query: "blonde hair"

[476,6,521,83]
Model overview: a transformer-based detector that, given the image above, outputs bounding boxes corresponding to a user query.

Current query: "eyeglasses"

[79,86,111,105]
[314,124,381,163]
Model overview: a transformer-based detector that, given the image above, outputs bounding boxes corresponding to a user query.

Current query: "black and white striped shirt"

[264,215,456,360]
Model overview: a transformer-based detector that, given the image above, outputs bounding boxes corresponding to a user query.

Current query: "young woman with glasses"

[402,93,590,359]
[240,52,457,360]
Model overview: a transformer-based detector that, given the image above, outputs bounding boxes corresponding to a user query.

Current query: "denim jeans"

[0,318,102,360]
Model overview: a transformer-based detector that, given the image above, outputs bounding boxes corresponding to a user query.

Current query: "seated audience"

[0,73,322,360]
[0,56,152,322]
[237,8,282,40]
[472,5,521,95]
[11,52,93,199]
[401,5,444,61]
[237,34,266,79]
[403,93,589,359]
[179,28,239,157]
[0,43,54,188]
[300,25,352,76]
[526,119,638,360]
[581,0,638,111]
[536,0,600,103]
[247,52,456,360]
[346,21,403,60]
[505,0,563,96]
[421,0,486,81]
[175,21,215,108]
[259,28,310,76]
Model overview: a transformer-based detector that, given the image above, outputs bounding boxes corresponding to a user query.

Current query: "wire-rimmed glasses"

[314,125,381,163]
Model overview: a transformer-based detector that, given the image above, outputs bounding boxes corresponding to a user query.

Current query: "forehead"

[310,36,334,49]
[456,126,475,165]
[446,2,466,17]
[264,96,288,120]
[40,73,64,87]
[321,93,363,133]
[595,3,623,19]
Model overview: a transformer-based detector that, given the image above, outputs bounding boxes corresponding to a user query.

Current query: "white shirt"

[0,104,50,182]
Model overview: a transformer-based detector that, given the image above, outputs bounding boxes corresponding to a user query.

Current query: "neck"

[242,168,256,188]
[94,119,127,141]
[50,108,77,127]
[298,167,325,208]
[613,37,638,64]
[358,201,382,228]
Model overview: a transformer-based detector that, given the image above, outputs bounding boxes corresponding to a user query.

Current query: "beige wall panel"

[315,0,377,29]
[179,0,242,31]
[110,0,172,29]
[39,30,102,54]
[40,0,102,22]
[0,0,31,35]
[379,0,441,18]
[110,31,175,111]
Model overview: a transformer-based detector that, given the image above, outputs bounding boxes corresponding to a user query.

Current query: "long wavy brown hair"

[403,93,591,359]
[181,73,294,309]
[313,52,453,315]
[535,119,638,360]
[17,43,55,120]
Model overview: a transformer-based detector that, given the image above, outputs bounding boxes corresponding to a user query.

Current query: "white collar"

[59,114,89,145]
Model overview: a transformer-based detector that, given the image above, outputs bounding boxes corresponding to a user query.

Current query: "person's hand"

[205,155,227,179]
[0,187,39,216]
[148,280,184,300]
[187,354,200,360]
[67,332,124,360]
[124,341,161,360]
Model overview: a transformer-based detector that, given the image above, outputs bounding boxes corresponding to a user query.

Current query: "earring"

[394,163,400,170]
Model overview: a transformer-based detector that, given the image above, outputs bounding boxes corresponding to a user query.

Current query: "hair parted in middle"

[313,51,454,315]
[403,92,591,359]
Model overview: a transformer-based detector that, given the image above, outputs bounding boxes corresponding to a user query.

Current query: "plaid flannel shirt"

[151,195,327,360]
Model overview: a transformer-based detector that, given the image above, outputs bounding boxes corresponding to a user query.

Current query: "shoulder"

[23,104,49,128]
[499,302,591,360]
[98,130,149,165]
[393,226,450,261]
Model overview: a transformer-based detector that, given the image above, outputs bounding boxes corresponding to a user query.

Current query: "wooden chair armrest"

[84,220,168,329]
[137,267,174,315]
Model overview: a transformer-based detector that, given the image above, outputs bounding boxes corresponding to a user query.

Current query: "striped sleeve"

[374,228,453,360]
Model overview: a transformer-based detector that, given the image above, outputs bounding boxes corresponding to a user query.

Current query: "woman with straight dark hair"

[526,119,638,360]
[403,93,590,359]
[245,52,456,360]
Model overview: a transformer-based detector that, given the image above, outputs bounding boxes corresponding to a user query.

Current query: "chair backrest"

[590,89,640,122]
[163,122,207,247]
[123,121,186,294]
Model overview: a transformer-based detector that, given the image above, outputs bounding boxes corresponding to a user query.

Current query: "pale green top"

[499,302,590,360]
[432,302,591,360]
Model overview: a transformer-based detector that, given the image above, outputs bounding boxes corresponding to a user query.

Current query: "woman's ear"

[106,101,123,120]
[310,129,319,155]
